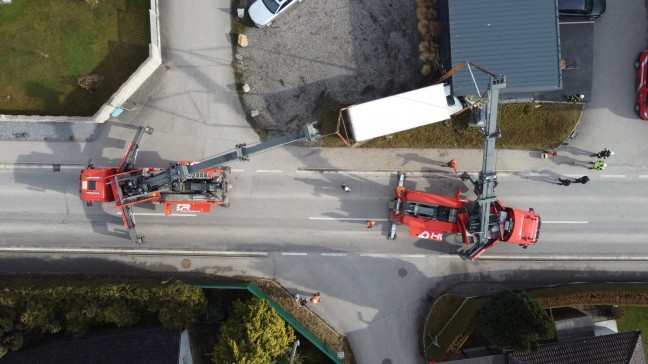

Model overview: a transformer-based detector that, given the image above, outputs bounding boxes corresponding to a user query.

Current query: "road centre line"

[257,169,283,173]
[401,254,426,258]
[542,221,588,224]
[231,169,244,173]
[321,253,347,257]
[281,252,307,256]
[360,253,387,257]
[600,175,626,178]
[114,212,196,217]
[309,217,389,221]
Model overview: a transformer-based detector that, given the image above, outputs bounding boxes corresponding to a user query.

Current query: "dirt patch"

[232,0,427,138]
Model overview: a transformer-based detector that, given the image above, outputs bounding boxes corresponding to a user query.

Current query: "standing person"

[575,176,590,184]
[593,148,614,159]
[557,178,571,186]
[341,183,350,192]
[592,160,607,171]
[446,159,458,174]
[310,292,320,304]
[366,220,376,229]
[568,94,584,102]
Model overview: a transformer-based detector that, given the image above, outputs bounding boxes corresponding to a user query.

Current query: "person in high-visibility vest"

[592,160,607,171]
[366,220,376,229]
[568,94,584,102]
[310,292,320,304]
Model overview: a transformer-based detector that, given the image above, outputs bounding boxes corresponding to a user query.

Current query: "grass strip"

[321,103,582,149]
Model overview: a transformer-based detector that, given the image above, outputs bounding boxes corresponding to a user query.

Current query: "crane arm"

[185,122,318,176]
[465,74,506,260]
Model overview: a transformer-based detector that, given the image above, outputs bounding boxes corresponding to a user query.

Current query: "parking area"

[536,21,595,102]
[233,0,427,136]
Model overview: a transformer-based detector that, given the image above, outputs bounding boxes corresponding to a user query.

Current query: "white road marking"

[400,254,426,258]
[309,217,389,221]
[321,253,347,257]
[231,169,244,173]
[0,247,268,256]
[600,175,626,178]
[257,169,283,173]
[114,212,196,217]
[281,252,307,256]
[360,253,387,257]
[639,175,648,178]
[542,221,588,224]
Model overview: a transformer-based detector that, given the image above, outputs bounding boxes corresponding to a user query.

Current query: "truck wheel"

[635,104,641,112]
[222,197,230,208]
[635,61,641,70]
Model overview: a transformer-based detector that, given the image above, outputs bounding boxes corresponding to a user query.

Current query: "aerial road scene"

[1,0,648,363]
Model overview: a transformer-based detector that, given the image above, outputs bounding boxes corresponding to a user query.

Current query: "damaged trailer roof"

[346,84,451,143]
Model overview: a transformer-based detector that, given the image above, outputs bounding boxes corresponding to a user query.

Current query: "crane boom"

[464,74,506,259]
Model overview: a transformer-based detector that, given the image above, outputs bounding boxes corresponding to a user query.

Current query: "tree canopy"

[0,282,206,357]
[476,289,554,352]
[212,297,296,364]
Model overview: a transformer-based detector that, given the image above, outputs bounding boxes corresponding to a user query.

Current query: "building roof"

[506,330,647,364]
[552,307,595,341]
[0,327,181,364]
[447,0,561,96]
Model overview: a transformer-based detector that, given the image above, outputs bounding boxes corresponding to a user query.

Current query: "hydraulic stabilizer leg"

[387,172,406,240]
[121,205,145,244]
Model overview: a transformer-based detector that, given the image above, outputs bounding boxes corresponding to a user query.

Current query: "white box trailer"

[341,84,462,144]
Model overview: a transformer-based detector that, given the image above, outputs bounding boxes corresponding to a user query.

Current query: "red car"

[635,51,648,120]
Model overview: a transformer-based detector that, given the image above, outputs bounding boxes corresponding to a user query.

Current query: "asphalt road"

[1,1,648,364]
[2,164,648,259]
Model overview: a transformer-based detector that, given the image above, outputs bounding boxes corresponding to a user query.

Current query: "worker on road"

[342,183,350,192]
[568,94,585,102]
[557,178,571,186]
[575,176,590,184]
[366,220,376,229]
[593,148,614,159]
[446,159,458,174]
[310,292,320,304]
[592,160,607,171]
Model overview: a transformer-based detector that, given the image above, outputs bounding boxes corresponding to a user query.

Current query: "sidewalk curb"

[0,163,85,170]
[480,254,648,261]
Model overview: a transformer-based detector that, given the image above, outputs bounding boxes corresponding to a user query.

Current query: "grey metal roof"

[448,0,562,97]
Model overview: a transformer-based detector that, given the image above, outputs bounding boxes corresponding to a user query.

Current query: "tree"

[476,290,554,352]
[212,298,296,364]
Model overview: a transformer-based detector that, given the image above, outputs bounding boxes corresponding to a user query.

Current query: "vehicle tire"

[222,196,230,208]
[635,61,641,70]
[635,104,641,112]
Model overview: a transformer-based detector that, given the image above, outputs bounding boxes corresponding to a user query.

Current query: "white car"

[248,0,302,27]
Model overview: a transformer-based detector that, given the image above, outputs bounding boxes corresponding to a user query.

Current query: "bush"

[477,290,554,352]
[603,305,626,320]
[0,282,206,357]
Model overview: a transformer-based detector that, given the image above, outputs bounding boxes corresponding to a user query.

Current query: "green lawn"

[423,295,489,361]
[617,306,648,349]
[0,0,150,116]
[322,102,582,150]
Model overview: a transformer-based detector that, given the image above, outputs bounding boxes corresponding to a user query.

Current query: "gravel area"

[234,0,427,137]
[0,122,103,142]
